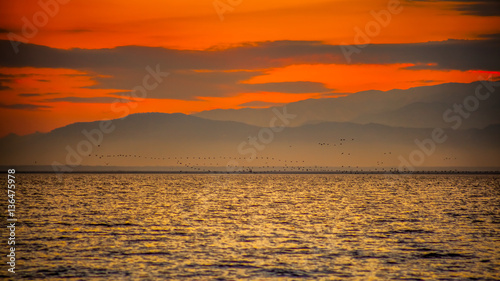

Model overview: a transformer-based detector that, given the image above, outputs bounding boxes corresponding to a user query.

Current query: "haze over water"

[6,173,500,280]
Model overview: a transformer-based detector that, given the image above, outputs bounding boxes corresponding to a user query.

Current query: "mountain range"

[195,81,500,129]
[1,81,499,171]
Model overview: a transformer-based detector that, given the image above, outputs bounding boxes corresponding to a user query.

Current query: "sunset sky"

[1,0,499,136]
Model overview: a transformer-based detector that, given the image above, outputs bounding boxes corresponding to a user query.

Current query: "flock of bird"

[318,138,355,147]
[78,137,432,173]
[77,135,463,173]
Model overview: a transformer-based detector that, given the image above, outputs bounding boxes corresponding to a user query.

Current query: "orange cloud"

[1,0,499,136]
[244,63,500,93]
[1,0,499,50]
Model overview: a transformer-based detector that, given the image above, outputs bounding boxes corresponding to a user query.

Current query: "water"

[2,174,500,280]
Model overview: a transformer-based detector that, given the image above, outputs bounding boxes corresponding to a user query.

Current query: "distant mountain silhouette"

[1,112,498,170]
[195,81,500,129]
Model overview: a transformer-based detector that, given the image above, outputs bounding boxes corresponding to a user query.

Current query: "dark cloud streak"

[0,82,11,91]
[43,97,131,104]
[238,101,286,107]
[407,0,500,16]
[18,93,58,97]
[0,38,498,100]
[1,39,498,71]
[0,102,51,110]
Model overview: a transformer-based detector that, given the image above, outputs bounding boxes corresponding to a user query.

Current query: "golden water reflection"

[8,174,500,279]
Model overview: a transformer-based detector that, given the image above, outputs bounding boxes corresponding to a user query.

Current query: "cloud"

[0,73,27,78]
[108,71,332,100]
[0,73,13,90]
[456,1,500,16]
[0,73,28,91]
[63,29,92,33]
[18,93,42,97]
[18,93,58,97]
[238,101,286,107]
[0,103,51,110]
[242,81,331,93]
[44,97,131,103]
[478,33,500,40]
[408,0,500,16]
[0,39,498,100]
[2,39,499,71]
[0,82,11,90]
[100,70,261,100]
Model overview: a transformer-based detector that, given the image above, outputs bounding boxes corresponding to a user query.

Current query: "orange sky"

[1,0,499,136]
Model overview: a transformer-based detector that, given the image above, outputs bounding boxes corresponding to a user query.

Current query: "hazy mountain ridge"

[194,81,500,129]
[2,81,499,169]
[1,112,499,169]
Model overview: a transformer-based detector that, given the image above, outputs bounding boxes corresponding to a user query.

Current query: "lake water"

[3,174,500,280]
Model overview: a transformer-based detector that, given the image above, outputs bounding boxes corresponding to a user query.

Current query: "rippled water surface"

[3,174,500,280]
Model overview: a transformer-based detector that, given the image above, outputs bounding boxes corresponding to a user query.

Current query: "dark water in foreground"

[2,174,500,280]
